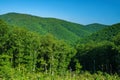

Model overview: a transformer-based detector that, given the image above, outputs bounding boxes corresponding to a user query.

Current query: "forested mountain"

[85,23,108,33]
[0,13,108,43]
[0,13,120,79]
[0,13,81,43]
[81,23,120,43]
[73,23,120,74]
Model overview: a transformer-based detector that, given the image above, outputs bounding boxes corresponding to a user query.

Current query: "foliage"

[0,20,76,78]
[0,14,120,79]
[85,23,108,33]
[0,13,108,43]
[81,23,120,43]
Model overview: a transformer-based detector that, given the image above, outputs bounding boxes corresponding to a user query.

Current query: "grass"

[1,68,120,80]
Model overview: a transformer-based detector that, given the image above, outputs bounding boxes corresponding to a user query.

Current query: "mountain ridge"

[0,12,109,43]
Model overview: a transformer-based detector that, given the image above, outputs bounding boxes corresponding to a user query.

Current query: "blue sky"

[0,0,120,25]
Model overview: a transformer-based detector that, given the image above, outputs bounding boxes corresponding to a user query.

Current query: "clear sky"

[0,0,120,25]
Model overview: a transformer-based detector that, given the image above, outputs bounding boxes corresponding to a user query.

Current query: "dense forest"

[0,13,120,80]
[0,13,108,44]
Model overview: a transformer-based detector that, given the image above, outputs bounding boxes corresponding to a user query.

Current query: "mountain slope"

[0,12,109,43]
[82,23,120,43]
[85,23,108,33]
[0,13,86,43]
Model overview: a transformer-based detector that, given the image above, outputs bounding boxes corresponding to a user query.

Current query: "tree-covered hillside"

[72,23,120,75]
[0,13,80,43]
[85,23,108,33]
[0,19,120,80]
[0,15,120,79]
[0,13,108,43]
[90,23,120,42]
